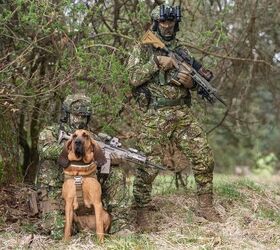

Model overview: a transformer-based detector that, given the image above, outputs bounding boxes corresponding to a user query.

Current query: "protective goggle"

[159,5,181,22]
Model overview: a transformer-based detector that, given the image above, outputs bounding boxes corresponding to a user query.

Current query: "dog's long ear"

[57,142,70,168]
[91,139,107,168]
[66,139,72,152]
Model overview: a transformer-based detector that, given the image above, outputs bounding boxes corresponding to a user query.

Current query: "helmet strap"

[86,115,90,126]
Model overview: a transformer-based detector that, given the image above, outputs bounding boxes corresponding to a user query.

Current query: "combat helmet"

[60,93,92,124]
[151,4,181,34]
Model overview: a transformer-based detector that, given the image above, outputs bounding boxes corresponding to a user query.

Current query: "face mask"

[69,114,88,129]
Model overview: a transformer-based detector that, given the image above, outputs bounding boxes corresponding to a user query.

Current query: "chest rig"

[134,43,191,110]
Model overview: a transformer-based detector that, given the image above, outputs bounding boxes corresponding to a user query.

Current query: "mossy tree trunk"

[0,110,21,186]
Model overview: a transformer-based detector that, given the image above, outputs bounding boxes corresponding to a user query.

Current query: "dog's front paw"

[98,236,104,244]
[63,235,71,242]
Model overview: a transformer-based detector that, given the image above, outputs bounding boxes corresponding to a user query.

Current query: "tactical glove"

[110,152,124,165]
[155,56,176,71]
[176,70,193,88]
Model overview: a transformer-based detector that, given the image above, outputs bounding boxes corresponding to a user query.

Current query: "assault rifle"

[58,130,167,172]
[141,30,226,106]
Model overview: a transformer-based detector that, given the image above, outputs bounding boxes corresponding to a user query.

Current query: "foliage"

[253,152,278,177]
[0,0,280,184]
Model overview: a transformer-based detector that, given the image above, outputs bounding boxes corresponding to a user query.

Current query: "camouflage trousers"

[36,160,65,239]
[99,167,131,233]
[36,161,130,238]
[133,105,214,208]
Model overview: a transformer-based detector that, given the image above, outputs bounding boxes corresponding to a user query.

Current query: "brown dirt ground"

[0,175,279,250]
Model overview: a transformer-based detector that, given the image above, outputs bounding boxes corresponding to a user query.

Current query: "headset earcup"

[60,107,68,123]
[86,115,90,125]
[151,20,158,31]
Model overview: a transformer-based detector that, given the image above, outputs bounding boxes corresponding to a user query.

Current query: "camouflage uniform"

[36,94,129,238]
[127,5,219,222]
[36,123,69,239]
[128,39,214,205]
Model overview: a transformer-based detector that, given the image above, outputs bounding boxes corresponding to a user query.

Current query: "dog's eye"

[73,134,77,138]
[83,132,89,138]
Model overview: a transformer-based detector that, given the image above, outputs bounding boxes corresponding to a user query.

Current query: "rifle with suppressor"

[58,130,167,171]
[141,30,226,106]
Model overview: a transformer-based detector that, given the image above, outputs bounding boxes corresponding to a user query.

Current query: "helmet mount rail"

[60,94,92,125]
[151,4,181,36]
[159,5,181,22]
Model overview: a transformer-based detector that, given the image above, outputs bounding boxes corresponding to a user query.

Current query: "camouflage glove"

[155,56,176,71]
[110,152,124,165]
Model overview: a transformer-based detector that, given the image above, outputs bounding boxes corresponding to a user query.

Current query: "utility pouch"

[150,94,191,109]
[133,85,152,111]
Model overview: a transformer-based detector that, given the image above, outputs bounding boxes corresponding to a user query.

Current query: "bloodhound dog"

[59,129,111,242]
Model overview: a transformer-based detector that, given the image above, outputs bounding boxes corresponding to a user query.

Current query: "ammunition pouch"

[133,85,191,110]
[150,95,191,109]
[133,85,152,111]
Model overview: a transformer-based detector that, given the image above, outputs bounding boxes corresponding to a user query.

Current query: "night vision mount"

[159,5,181,22]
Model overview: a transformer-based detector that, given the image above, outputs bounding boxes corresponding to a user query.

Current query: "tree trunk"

[0,110,21,186]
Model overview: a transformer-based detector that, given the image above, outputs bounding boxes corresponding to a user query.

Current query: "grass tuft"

[215,182,242,199]
[236,178,264,193]
[105,234,155,250]
[257,207,280,225]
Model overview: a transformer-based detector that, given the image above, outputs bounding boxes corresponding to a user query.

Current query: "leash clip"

[74,176,83,185]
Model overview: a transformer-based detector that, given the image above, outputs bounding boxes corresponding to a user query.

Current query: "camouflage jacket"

[36,123,74,187]
[38,124,65,161]
[127,32,196,109]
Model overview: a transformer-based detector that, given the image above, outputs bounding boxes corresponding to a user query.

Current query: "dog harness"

[64,161,97,207]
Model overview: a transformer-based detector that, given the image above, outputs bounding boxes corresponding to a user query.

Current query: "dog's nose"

[75,139,82,145]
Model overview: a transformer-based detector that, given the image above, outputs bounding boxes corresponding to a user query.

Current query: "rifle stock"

[142,30,166,49]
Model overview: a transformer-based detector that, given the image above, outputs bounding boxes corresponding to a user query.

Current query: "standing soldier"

[128,4,222,231]
[35,93,128,238]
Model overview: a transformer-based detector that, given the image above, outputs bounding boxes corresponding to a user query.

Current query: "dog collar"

[69,161,97,168]
[70,162,96,168]
[64,160,97,177]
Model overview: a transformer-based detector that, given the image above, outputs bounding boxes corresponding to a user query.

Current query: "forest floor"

[0,174,279,250]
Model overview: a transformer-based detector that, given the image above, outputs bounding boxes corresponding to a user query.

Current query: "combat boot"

[135,207,158,233]
[196,193,222,222]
